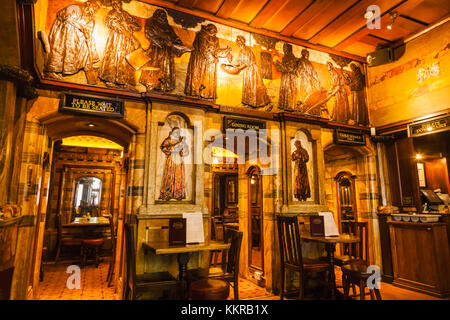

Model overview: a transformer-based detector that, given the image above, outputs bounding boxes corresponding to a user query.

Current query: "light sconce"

[415,154,423,160]
[387,12,398,30]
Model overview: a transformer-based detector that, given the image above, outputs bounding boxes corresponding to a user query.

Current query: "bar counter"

[388,220,450,297]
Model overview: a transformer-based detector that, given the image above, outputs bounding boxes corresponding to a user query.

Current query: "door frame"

[247,166,264,274]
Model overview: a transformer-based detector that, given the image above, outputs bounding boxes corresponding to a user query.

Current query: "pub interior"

[0,0,449,301]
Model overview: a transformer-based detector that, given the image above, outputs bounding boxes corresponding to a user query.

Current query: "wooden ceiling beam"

[249,0,290,29]
[177,0,198,9]
[138,0,366,61]
[309,0,404,47]
[216,0,242,19]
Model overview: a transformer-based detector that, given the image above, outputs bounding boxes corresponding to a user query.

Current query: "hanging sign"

[59,93,124,118]
[408,115,450,138]
[333,130,366,145]
[223,117,266,131]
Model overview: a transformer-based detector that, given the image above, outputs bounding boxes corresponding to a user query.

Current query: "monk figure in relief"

[159,127,189,201]
[184,24,231,100]
[139,9,191,92]
[327,62,350,123]
[273,43,299,111]
[44,1,100,80]
[221,36,272,111]
[292,140,311,201]
[99,0,141,88]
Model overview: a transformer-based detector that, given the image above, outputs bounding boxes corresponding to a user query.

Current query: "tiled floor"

[36,262,445,300]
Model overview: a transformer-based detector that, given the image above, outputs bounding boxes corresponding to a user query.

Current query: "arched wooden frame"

[246,166,264,273]
[334,171,358,231]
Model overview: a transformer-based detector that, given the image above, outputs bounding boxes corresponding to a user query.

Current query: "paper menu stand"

[182,212,205,244]
[169,218,186,246]
[310,215,325,237]
[318,212,340,237]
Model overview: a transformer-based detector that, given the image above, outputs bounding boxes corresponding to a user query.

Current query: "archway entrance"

[27,114,136,300]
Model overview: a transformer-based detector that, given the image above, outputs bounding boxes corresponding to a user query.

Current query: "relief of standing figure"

[159,127,189,201]
[297,49,321,114]
[327,61,350,123]
[292,140,311,201]
[99,0,141,88]
[139,9,191,92]
[184,24,232,100]
[44,1,100,81]
[343,63,369,126]
[273,43,299,111]
[221,36,272,111]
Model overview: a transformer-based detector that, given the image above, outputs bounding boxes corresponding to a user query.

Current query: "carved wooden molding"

[0,65,38,100]
[16,0,38,5]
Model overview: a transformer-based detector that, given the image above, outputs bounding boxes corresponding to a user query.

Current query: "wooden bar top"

[142,241,230,255]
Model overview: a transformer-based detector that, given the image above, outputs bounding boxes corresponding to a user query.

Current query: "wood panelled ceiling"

[143,0,449,60]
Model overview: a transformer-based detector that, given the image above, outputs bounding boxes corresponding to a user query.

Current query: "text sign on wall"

[223,117,266,131]
[408,115,450,138]
[334,130,366,146]
[59,93,124,118]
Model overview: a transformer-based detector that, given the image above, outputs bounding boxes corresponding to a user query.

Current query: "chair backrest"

[223,228,243,276]
[212,218,224,241]
[345,221,368,262]
[107,214,116,251]
[124,223,136,299]
[277,215,304,270]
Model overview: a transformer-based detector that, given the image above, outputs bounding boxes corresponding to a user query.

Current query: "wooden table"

[62,217,109,228]
[142,241,230,299]
[301,233,360,300]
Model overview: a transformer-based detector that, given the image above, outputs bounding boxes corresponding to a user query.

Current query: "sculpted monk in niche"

[99,0,141,89]
[184,24,232,100]
[44,1,100,80]
[292,140,311,201]
[273,43,299,111]
[221,36,272,111]
[139,9,191,92]
[159,127,189,201]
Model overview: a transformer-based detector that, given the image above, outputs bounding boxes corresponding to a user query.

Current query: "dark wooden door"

[248,167,263,272]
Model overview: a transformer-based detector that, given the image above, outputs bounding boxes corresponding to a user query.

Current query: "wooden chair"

[342,264,382,300]
[123,223,177,300]
[105,214,116,286]
[335,222,368,267]
[55,214,83,264]
[276,215,330,300]
[81,238,104,267]
[208,228,243,300]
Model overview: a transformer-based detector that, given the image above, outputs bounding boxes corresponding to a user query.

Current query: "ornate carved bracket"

[0,65,38,100]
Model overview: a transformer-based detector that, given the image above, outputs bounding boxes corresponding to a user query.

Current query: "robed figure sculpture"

[327,62,350,123]
[99,0,141,88]
[292,140,311,201]
[139,9,190,92]
[273,43,299,111]
[184,24,231,100]
[221,36,272,111]
[297,49,321,113]
[159,127,189,201]
[44,1,100,80]
[343,63,369,126]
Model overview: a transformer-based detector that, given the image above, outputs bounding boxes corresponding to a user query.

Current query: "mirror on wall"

[71,176,102,221]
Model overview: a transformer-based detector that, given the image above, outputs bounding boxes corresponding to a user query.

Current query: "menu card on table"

[182,212,205,244]
[169,218,186,246]
[318,212,340,237]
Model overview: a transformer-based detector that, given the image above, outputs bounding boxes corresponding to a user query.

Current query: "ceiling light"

[416,154,423,160]
[87,122,96,127]
[387,12,398,30]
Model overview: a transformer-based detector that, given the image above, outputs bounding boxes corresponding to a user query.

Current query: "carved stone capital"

[0,65,38,100]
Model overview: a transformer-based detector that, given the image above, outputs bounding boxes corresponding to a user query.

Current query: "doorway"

[335,172,357,231]
[211,172,238,241]
[247,166,263,274]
